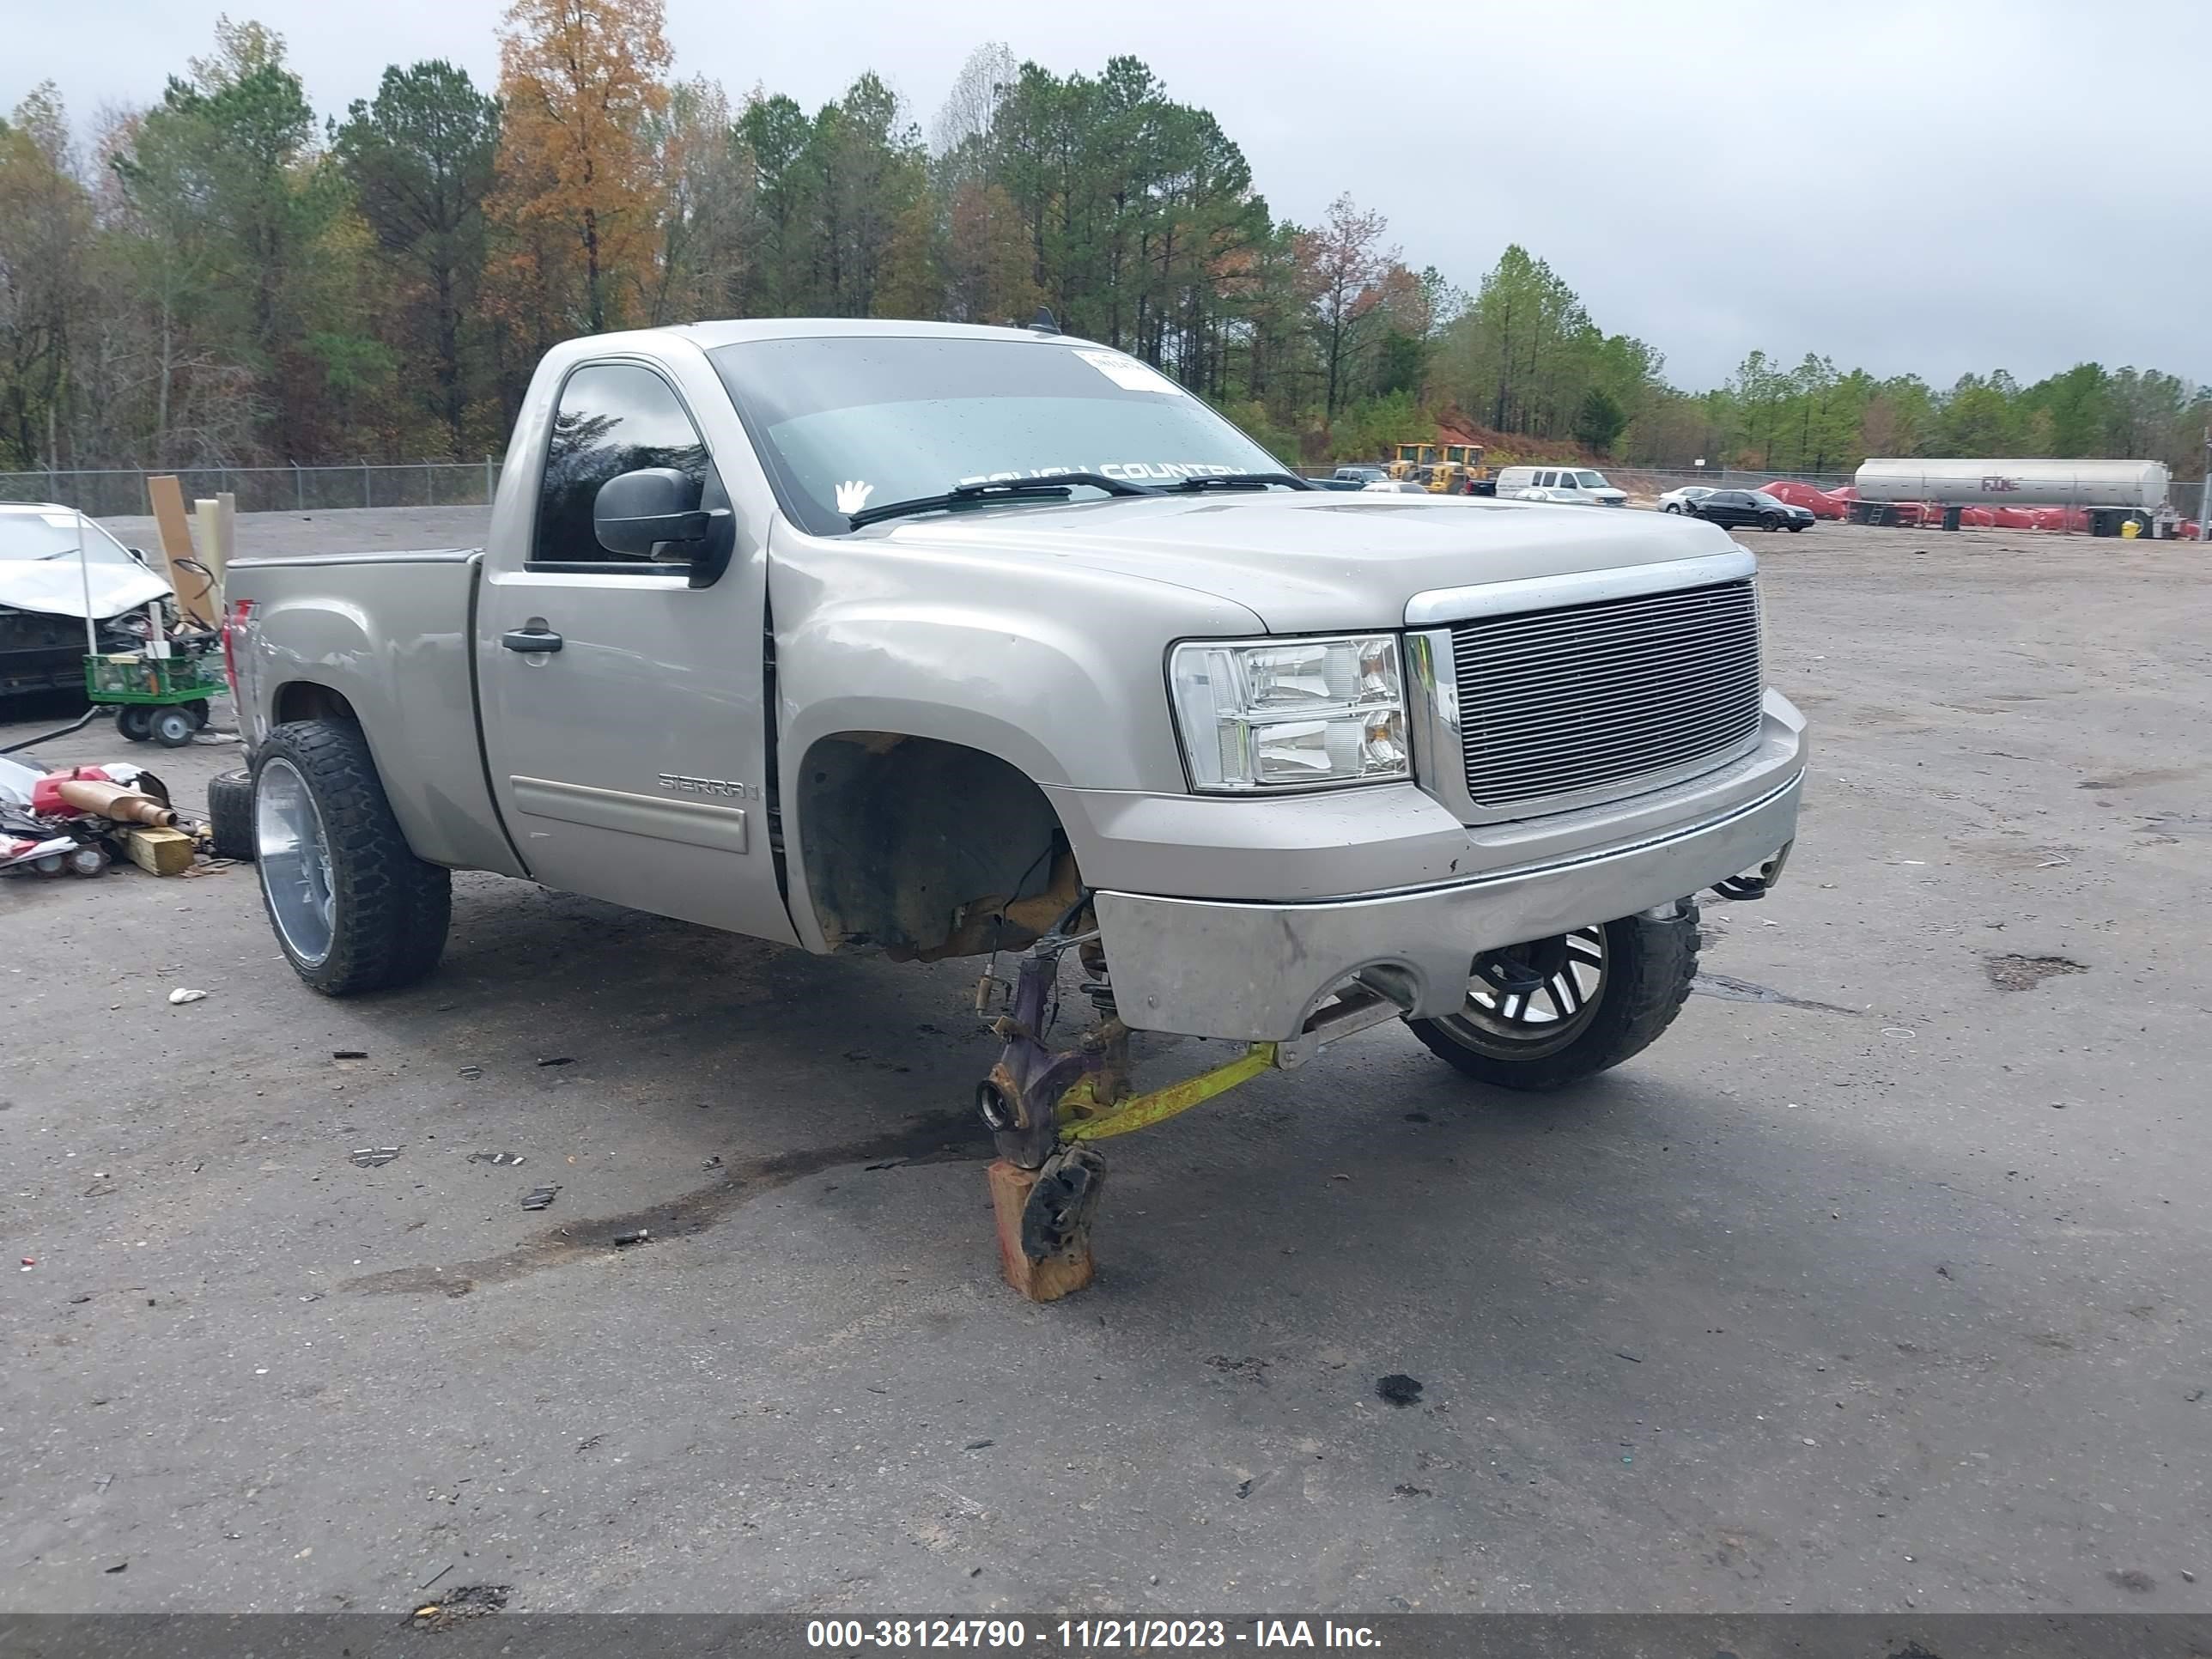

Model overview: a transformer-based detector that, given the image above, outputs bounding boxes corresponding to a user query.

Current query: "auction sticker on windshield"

[1072,348,1183,395]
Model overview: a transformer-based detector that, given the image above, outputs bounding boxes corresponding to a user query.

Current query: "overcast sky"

[10,0,2206,392]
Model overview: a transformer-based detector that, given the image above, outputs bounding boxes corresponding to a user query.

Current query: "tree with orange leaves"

[488,0,671,338]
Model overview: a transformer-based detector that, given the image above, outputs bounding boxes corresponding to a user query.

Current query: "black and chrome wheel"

[115,704,154,742]
[1407,905,1699,1091]
[252,720,450,995]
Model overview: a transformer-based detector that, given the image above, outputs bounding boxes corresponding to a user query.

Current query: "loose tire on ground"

[252,720,450,996]
[206,768,255,861]
[1407,904,1699,1091]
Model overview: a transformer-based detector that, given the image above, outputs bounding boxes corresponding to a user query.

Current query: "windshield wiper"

[849,471,1158,530]
[1163,471,1314,493]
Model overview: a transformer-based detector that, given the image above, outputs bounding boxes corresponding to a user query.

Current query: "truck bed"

[227,548,525,877]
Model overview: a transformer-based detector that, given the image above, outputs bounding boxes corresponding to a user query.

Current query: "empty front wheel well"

[796,732,1078,960]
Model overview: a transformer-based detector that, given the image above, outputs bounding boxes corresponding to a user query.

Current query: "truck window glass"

[534,363,715,564]
[708,336,1285,538]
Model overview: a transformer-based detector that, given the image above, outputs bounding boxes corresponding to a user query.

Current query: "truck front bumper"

[1095,769,1802,1042]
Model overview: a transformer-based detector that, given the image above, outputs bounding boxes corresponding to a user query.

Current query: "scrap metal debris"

[466,1152,525,1166]
[611,1229,651,1248]
[349,1147,400,1168]
[520,1185,560,1211]
[3,758,222,883]
[167,988,207,1005]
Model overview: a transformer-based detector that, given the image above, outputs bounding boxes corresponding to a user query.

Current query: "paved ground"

[3,512,2209,1615]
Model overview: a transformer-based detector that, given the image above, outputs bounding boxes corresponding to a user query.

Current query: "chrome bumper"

[1095,770,1802,1041]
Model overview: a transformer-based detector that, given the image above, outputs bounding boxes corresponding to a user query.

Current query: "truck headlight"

[1170,635,1409,792]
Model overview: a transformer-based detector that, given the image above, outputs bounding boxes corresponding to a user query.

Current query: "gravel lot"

[3,510,2208,1615]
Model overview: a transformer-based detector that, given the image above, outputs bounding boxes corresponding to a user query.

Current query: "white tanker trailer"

[1853,458,2170,511]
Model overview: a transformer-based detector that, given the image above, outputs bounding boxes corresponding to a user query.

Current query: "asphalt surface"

[3,511,2208,1615]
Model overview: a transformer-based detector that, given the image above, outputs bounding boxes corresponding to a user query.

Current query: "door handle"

[501,628,563,653]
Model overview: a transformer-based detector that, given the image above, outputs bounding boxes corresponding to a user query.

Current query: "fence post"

[426,460,434,507]
[484,454,495,505]
[293,462,304,511]
[362,463,371,510]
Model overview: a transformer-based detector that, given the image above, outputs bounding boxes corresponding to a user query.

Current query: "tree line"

[2,5,2204,478]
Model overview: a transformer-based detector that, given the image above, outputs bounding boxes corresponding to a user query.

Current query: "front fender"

[768,530,1261,951]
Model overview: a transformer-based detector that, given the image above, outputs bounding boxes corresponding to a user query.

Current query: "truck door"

[476,357,797,944]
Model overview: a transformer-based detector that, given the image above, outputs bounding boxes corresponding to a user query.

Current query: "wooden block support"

[124,826,197,877]
[987,1158,1095,1303]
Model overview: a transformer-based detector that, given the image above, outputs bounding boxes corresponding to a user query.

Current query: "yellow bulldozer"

[1387,441,1494,495]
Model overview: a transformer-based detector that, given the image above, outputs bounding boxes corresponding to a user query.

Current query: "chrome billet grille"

[1449,577,1761,812]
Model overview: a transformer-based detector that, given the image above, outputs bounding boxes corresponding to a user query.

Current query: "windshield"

[1,510,134,564]
[709,335,1287,536]
[1573,470,1610,489]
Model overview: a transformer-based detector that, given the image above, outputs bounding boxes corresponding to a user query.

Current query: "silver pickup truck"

[222,319,1804,1289]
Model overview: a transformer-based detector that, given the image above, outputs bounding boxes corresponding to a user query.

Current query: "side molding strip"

[510,775,749,854]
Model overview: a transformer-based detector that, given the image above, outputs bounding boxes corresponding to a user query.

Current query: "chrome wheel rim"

[257,757,337,967]
[1434,926,1607,1058]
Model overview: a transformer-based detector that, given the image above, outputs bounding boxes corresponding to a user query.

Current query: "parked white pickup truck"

[221,319,1804,1291]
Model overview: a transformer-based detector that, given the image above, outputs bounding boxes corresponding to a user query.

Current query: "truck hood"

[866,492,1741,632]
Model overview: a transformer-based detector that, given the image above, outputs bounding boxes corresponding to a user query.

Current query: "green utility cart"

[86,650,225,747]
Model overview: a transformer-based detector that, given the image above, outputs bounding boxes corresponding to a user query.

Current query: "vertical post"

[2199,426,2210,542]
[363,462,371,509]
[74,510,100,663]
[484,454,495,505]
[426,460,434,507]
[294,461,304,512]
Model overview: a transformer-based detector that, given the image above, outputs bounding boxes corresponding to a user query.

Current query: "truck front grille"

[1448,576,1762,814]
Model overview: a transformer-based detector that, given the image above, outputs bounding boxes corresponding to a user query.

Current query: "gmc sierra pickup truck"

[222,319,1804,1291]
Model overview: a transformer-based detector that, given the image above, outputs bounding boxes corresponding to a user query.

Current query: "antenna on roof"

[1026,307,1059,336]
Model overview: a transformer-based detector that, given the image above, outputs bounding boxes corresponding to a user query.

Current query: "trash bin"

[2120,517,2142,541]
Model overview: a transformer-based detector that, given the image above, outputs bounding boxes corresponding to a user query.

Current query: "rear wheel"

[1407,905,1699,1091]
[150,706,196,747]
[115,704,153,742]
[1662,502,1681,514]
[253,720,450,996]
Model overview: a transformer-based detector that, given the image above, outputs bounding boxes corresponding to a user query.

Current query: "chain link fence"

[0,461,504,520]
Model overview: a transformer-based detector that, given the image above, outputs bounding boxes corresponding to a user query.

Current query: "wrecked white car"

[220,319,1805,1294]
[0,503,173,702]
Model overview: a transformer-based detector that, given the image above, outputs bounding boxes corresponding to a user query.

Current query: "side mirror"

[593,466,734,589]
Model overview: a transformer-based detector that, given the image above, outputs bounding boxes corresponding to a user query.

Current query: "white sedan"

[1656,485,1717,514]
